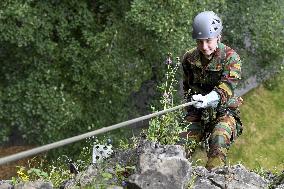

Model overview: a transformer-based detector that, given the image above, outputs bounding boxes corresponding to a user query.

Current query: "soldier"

[181,11,243,169]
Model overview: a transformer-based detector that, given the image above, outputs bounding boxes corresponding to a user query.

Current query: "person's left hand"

[192,91,220,108]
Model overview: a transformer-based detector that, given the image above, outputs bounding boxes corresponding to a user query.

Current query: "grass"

[228,72,284,172]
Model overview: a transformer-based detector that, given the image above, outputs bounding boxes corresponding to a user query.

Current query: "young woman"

[181,11,243,169]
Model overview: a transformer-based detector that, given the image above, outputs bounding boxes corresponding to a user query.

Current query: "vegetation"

[0,0,283,149]
[228,71,284,172]
[0,1,283,186]
[9,69,284,188]
[146,54,187,145]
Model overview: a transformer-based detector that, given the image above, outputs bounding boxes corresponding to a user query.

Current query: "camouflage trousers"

[180,111,237,170]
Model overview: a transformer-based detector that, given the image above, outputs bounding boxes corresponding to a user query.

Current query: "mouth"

[202,50,211,55]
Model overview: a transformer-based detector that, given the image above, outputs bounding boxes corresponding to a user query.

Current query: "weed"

[147,53,187,145]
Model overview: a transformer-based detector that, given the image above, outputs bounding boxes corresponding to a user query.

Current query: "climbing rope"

[0,101,197,165]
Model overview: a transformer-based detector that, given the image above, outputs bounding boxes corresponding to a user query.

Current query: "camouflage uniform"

[181,42,243,169]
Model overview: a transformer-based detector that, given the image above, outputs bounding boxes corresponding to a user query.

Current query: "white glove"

[192,91,220,108]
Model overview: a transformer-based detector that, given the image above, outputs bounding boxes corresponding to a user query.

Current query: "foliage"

[48,163,73,187]
[12,136,135,188]
[0,0,145,145]
[0,0,283,159]
[187,174,197,189]
[12,165,48,184]
[263,66,284,91]
[146,54,187,144]
[222,0,284,79]
[14,166,29,182]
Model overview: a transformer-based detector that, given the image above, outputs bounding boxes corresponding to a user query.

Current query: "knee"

[210,130,231,148]
[180,122,203,142]
[211,116,237,146]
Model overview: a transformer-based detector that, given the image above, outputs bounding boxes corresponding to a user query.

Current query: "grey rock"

[76,164,98,186]
[192,164,269,189]
[106,186,123,189]
[59,179,77,189]
[0,180,13,189]
[128,141,192,189]
[276,184,284,189]
[8,140,282,189]
[14,180,53,189]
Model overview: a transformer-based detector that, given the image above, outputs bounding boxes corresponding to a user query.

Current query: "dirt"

[0,146,37,180]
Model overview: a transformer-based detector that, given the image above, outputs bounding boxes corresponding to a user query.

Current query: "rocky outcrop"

[14,181,53,189]
[125,141,276,189]
[1,141,283,189]
[0,180,53,189]
[127,142,192,189]
[192,165,269,189]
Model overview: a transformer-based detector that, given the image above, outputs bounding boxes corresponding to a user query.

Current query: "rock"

[0,180,13,189]
[128,141,192,189]
[276,184,284,189]
[269,170,284,189]
[76,164,99,186]
[106,186,123,189]
[59,179,76,189]
[192,164,269,189]
[5,140,282,189]
[14,180,53,189]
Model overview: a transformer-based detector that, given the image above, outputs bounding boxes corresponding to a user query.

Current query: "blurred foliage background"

[0,0,283,160]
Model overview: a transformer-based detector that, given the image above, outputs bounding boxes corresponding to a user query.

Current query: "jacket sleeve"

[214,50,242,105]
[182,51,193,100]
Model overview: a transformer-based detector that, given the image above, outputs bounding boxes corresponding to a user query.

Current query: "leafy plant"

[187,174,197,189]
[48,163,73,187]
[147,53,187,145]
[115,164,136,184]
[15,166,29,182]
[27,168,49,180]
[263,69,284,91]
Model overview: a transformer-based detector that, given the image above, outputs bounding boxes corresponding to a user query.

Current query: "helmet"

[192,11,223,39]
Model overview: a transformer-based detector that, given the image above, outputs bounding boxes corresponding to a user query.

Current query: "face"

[196,37,219,57]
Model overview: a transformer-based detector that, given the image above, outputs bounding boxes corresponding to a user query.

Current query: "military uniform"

[181,42,243,169]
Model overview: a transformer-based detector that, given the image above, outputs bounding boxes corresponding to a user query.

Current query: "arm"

[182,51,193,101]
[192,48,242,109]
[214,50,242,105]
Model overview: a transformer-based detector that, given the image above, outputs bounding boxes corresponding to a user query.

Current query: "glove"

[192,91,220,109]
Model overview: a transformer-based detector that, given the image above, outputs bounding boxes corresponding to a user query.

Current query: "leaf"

[101,172,113,180]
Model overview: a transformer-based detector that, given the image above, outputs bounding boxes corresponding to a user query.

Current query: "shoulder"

[222,43,241,62]
[220,44,242,77]
[182,47,199,64]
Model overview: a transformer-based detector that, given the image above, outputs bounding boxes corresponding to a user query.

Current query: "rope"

[0,101,197,165]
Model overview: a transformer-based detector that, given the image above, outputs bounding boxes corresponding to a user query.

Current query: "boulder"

[127,141,192,189]
[192,164,269,189]
[14,181,53,189]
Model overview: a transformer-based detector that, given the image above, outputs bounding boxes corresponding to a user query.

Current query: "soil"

[0,146,37,180]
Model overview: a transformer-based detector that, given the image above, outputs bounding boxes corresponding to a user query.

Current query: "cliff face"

[1,140,283,189]
[123,141,278,189]
[65,140,283,189]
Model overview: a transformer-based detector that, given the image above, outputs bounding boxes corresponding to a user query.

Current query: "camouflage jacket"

[182,42,242,111]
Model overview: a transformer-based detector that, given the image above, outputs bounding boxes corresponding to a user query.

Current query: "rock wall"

[2,141,282,189]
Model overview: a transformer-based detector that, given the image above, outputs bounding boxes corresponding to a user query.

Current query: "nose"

[200,41,209,50]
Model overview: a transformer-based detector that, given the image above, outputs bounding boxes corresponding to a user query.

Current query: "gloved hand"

[192,90,220,108]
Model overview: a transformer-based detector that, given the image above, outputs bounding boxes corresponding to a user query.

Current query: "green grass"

[228,72,284,172]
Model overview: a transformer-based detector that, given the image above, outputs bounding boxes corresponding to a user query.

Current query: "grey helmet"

[192,11,223,39]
